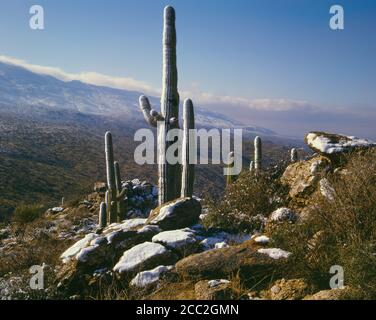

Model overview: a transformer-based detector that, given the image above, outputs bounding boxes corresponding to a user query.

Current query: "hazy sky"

[1,0,375,138]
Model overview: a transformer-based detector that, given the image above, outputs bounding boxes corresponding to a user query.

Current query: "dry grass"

[271,150,376,298]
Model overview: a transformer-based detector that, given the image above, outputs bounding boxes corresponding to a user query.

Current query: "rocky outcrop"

[281,155,331,206]
[147,197,201,230]
[305,132,376,156]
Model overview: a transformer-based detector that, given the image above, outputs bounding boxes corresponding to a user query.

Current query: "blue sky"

[1,0,376,138]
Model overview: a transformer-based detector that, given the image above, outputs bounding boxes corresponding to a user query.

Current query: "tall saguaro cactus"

[139,6,195,205]
[105,131,117,223]
[181,99,195,197]
[254,136,262,172]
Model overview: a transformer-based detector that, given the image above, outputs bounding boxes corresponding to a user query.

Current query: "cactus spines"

[291,148,298,163]
[99,202,107,229]
[181,99,195,198]
[139,5,189,205]
[254,136,262,172]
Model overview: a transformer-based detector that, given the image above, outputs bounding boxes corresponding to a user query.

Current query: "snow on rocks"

[305,132,376,155]
[147,197,202,230]
[130,265,174,288]
[269,208,298,223]
[113,242,178,276]
[258,248,292,260]
[253,235,270,245]
[199,232,251,251]
[152,228,197,250]
[60,233,98,264]
[208,279,230,288]
[50,207,64,213]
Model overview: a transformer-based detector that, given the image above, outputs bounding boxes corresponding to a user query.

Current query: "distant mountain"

[0,62,276,136]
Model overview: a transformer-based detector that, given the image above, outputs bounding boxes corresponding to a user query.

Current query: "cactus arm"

[181,99,195,197]
[139,95,164,127]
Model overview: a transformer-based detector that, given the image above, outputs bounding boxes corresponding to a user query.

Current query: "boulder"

[147,197,201,230]
[175,240,292,284]
[152,228,198,254]
[305,132,376,155]
[268,278,312,300]
[195,279,237,300]
[281,155,331,205]
[113,242,178,277]
[130,265,174,288]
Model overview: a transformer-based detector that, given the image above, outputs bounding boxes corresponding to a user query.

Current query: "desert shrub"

[203,169,288,233]
[12,203,45,224]
[271,150,376,298]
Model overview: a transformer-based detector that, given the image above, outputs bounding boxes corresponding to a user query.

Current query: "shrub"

[12,203,45,224]
[203,169,288,233]
[270,150,376,298]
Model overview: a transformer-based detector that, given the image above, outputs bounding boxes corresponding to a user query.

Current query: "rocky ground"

[0,131,375,300]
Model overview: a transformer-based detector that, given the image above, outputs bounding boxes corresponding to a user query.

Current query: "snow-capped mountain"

[0,61,276,136]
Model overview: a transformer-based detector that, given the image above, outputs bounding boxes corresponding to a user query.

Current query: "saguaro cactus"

[99,202,107,229]
[181,99,195,197]
[105,131,117,223]
[139,6,196,205]
[254,136,262,172]
[291,148,298,163]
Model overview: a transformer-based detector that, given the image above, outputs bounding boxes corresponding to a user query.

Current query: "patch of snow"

[113,242,168,274]
[149,200,179,224]
[200,232,251,251]
[60,233,98,263]
[104,218,147,234]
[130,265,173,288]
[258,248,291,260]
[208,279,230,288]
[51,207,64,213]
[254,235,270,244]
[152,228,197,249]
[214,242,229,249]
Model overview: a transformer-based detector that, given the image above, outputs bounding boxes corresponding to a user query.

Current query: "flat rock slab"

[113,242,178,277]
